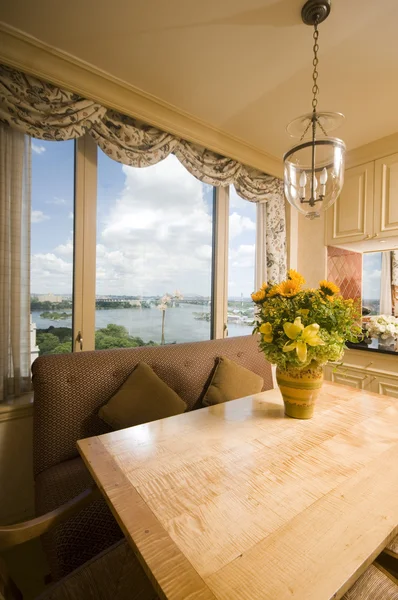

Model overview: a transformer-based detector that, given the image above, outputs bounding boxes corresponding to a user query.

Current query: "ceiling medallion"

[283,0,345,220]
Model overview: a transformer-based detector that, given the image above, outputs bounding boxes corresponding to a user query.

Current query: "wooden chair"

[342,562,398,599]
[0,486,158,600]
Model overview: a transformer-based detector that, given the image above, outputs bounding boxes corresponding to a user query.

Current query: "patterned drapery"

[265,192,287,283]
[392,251,398,286]
[0,64,284,205]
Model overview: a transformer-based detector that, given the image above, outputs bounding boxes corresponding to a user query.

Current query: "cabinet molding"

[374,154,398,237]
[326,162,374,245]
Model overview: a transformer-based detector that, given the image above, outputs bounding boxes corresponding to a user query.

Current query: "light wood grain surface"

[78,382,398,600]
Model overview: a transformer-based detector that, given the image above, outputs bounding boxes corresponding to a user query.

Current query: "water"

[31,304,252,345]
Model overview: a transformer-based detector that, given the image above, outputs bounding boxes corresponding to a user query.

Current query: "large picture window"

[30,139,75,357]
[96,150,215,348]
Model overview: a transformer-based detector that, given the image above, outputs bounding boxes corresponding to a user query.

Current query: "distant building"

[36,293,63,303]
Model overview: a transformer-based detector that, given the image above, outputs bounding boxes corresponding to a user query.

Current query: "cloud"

[229,212,256,239]
[31,154,256,297]
[95,156,213,296]
[31,253,73,294]
[54,240,73,257]
[46,196,66,205]
[228,244,255,296]
[32,210,50,223]
[32,143,46,155]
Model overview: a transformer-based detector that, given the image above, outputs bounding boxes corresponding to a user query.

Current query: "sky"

[31,140,256,298]
[362,252,382,301]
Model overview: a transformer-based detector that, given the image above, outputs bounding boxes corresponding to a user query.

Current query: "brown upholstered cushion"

[203,356,264,406]
[98,362,186,430]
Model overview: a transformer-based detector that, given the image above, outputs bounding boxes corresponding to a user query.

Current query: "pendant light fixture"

[284,0,345,220]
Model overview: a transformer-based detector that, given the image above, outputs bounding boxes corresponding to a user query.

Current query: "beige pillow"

[203,356,264,406]
[98,362,186,430]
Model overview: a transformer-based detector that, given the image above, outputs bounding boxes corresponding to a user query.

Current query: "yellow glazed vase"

[276,362,323,419]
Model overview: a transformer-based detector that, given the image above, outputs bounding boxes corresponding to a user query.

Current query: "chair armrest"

[0,485,101,552]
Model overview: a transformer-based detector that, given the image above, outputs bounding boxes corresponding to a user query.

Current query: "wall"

[0,401,35,524]
[327,247,362,303]
[296,213,327,287]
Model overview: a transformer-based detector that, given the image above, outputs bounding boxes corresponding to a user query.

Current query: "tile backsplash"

[327,246,362,303]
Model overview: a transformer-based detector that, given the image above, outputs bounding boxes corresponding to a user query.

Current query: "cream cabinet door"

[324,365,374,390]
[325,162,374,245]
[371,375,398,399]
[374,153,398,238]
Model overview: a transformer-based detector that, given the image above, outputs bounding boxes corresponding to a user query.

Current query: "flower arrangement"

[251,270,361,370]
[365,315,398,340]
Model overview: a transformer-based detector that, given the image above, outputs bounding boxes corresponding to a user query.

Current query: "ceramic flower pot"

[276,362,323,419]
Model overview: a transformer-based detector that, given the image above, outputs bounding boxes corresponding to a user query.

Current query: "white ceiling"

[1,0,398,159]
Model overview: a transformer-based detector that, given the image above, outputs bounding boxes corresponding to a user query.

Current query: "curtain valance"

[0,64,282,203]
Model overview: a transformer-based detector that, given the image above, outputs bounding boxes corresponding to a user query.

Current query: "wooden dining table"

[78,382,398,600]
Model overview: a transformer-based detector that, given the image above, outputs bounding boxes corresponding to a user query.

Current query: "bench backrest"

[32,335,272,477]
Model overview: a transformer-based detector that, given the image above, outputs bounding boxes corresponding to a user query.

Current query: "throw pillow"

[98,362,186,430]
[202,356,264,406]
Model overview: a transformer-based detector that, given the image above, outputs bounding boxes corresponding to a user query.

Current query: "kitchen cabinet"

[374,153,398,238]
[325,162,374,245]
[326,152,398,246]
[324,348,398,399]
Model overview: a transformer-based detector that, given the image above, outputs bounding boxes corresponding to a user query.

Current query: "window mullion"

[212,186,229,338]
[73,134,97,351]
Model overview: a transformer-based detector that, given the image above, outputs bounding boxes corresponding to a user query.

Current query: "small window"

[227,187,256,337]
[31,139,75,357]
[362,252,382,315]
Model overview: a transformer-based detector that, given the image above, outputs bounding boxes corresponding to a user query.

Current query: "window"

[30,139,75,357]
[96,150,215,348]
[227,187,256,337]
[28,136,261,360]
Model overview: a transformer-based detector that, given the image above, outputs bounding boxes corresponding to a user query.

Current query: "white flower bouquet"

[365,315,398,341]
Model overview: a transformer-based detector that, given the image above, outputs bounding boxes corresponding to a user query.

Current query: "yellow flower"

[287,269,306,287]
[251,289,266,303]
[259,322,273,343]
[319,280,340,296]
[261,281,268,290]
[282,317,325,362]
[297,308,310,317]
[267,285,280,297]
[276,280,301,298]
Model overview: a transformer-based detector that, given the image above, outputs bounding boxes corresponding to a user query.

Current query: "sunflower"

[287,269,306,287]
[319,280,340,296]
[276,279,301,298]
[267,285,280,297]
[251,289,266,303]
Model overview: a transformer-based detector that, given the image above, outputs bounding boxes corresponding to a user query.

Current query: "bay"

[31,304,252,345]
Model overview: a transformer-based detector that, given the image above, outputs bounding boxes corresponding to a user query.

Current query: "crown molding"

[0,23,282,178]
[346,132,398,169]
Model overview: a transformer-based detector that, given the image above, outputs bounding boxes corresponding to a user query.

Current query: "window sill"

[0,392,34,422]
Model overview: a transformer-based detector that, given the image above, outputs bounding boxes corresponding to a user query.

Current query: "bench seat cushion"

[35,457,123,581]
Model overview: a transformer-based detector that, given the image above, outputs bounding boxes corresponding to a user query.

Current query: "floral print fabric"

[0,63,287,274]
[0,65,106,140]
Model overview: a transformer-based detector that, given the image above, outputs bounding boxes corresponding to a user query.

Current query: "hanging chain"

[300,18,327,141]
[312,23,320,113]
